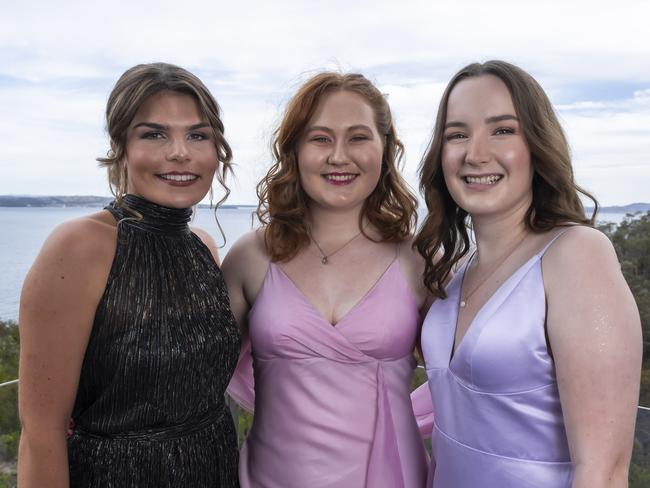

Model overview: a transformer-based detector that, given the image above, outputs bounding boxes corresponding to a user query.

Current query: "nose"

[465,133,490,166]
[327,139,350,166]
[166,136,190,163]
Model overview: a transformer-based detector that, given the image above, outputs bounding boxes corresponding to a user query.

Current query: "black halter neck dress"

[68,194,240,487]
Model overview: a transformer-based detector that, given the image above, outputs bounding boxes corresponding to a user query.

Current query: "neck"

[308,204,366,243]
[471,201,530,264]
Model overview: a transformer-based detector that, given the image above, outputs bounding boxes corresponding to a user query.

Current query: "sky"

[1,0,649,206]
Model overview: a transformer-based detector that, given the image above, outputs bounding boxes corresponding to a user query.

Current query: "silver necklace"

[310,230,364,265]
[460,232,528,308]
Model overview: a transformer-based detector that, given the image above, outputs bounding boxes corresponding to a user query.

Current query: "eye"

[310,135,330,143]
[350,134,370,142]
[494,127,515,136]
[141,131,165,140]
[188,131,210,141]
[445,132,467,141]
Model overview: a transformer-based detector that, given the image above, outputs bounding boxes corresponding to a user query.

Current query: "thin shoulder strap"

[539,227,574,257]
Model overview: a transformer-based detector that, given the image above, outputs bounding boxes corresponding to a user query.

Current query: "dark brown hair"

[415,60,598,298]
[257,72,418,261]
[97,62,233,207]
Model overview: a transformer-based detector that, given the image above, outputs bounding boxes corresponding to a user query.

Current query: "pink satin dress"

[228,258,429,487]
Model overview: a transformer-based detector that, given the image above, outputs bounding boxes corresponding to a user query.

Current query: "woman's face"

[124,90,218,208]
[296,90,384,215]
[441,75,534,220]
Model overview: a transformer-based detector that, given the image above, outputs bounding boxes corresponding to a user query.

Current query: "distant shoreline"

[0,195,648,214]
[0,195,255,209]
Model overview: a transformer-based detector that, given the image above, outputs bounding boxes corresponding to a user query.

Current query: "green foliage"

[237,410,254,447]
[640,369,650,407]
[629,462,650,488]
[0,472,17,488]
[0,320,19,481]
[410,351,428,391]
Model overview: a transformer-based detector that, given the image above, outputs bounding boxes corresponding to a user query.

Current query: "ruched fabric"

[68,195,240,487]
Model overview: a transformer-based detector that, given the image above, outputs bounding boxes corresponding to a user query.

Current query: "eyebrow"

[444,114,519,130]
[306,124,374,133]
[131,122,210,130]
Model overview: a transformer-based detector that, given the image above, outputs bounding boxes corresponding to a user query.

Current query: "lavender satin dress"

[421,236,573,487]
[228,259,428,487]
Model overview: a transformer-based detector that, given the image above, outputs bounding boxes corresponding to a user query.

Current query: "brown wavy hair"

[97,62,233,208]
[415,60,598,298]
[257,72,418,261]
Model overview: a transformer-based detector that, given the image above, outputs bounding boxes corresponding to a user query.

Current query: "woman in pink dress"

[223,72,430,487]
[415,60,642,487]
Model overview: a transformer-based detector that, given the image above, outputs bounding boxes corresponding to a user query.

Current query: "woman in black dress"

[18,63,240,487]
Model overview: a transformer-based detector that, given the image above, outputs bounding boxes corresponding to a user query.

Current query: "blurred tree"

[0,319,19,484]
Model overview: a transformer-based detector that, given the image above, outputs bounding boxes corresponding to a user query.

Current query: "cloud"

[1,0,649,204]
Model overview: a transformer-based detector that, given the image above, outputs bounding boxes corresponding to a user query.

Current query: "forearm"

[18,430,70,488]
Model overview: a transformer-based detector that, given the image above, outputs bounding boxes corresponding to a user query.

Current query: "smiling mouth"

[464,175,502,185]
[322,173,358,183]
[158,173,199,182]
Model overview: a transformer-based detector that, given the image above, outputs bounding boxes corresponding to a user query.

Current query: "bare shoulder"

[41,210,117,265]
[399,235,427,271]
[221,228,270,307]
[398,235,431,310]
[223,228,268,266]
[543,226,617,277]
[222,229,269,284]
[191,226,220,264]
[20,210,117,333]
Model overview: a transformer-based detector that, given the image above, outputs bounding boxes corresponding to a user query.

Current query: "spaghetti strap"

[539,227,574,257]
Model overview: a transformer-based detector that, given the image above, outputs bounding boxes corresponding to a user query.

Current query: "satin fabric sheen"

[421,237,573,487]
[228,259,429,487]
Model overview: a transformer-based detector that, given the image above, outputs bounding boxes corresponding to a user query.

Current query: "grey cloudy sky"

[1,0,649,205]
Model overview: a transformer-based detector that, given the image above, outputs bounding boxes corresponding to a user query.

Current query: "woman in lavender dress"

[415,60,642,487]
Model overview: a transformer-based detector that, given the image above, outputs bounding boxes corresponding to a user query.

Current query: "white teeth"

[324,174,356,182]
[465,175,501,185]
[160,174,198,182]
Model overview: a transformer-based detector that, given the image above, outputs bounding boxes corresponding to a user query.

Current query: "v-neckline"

[449,252,541,363]
[272,258,399,328]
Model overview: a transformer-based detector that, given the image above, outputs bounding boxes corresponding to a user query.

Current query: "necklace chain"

[460,232,528,308]
[310,230,364,265]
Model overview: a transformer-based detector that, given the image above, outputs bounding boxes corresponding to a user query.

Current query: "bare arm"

[544,227,642,488]
[221,229,269,336]
[18,217,114,487]
[400,237,436,319]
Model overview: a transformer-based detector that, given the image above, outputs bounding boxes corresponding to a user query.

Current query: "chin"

[146,191,206,209]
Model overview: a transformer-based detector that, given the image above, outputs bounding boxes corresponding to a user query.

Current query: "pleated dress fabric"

[421,235,573,487]
[228,258,429,488]
[68,194,241,487]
